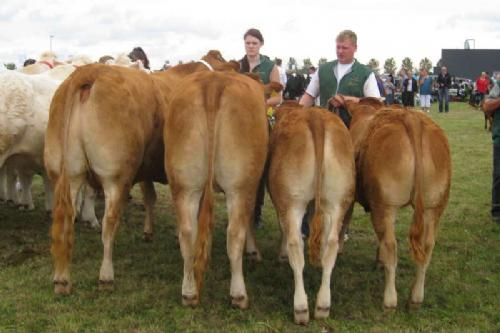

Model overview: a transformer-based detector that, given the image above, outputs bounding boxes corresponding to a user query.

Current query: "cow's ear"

[228,60,240,71]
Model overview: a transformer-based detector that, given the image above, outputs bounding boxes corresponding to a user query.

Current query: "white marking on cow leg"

[98,184,126,290]
[286,207,309,325]
[226,193,250,309]
[315,209,342,320]
[79,186,99,229]
[175,191,201,306]
[410,207,441,307]
[42,174,53,213]
[140,181,156,242]
[372,206,398,309]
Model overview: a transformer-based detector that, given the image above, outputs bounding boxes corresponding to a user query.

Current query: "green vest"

[252,55,275,84]
[318,60,372,127]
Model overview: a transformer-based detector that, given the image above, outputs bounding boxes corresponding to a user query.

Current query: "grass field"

[1,102,499,333]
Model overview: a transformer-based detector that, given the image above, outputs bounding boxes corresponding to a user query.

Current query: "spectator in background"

[23,59,36,67]
[284,70,306,100]
[482,74,500,224]
[402,69,417,107]
[419,68,433,112]
[275,58,287,87]
[437,66,452,113]
[383,74,396,105]
[128,46,150,70]
[476,71,490,105]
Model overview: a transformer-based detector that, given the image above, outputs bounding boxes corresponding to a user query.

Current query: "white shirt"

[305,61,381,99]
[277,66,287,86]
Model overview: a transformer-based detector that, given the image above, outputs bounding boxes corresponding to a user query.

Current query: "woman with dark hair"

[240,28,282,107]
[240,28,282,228]
[128,46,150,70]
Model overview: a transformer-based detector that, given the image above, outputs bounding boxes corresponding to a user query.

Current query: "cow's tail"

[403,113,426,263]
[193,79,221,294]
[308,111,325,267]
[51,66,99,267]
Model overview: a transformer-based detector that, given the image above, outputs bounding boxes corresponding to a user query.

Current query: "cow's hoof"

[407,301,422,312]
[383,305,397,314]
[98,280,114,291]
[182,294,199,307]
[246,251,261,262]
[53,280,71,295]
[294,307,310,325]
[143,232,153,242]
[231,294,249,309]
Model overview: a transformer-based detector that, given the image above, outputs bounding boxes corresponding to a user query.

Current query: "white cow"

[0,65,98,226]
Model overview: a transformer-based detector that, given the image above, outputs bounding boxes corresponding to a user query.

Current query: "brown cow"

[164,70,270,309]
[267,102,355,324]
[46,51,232,295]
[345,98,451,309]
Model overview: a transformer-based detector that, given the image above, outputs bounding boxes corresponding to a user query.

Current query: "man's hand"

[328,95,360,108]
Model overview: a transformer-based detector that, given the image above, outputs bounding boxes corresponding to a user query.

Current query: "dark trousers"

[438,88,449,112]
[402,91,415,107]
[492,144,500,219]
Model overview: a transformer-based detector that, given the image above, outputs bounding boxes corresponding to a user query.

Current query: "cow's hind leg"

[141,181,156,242]
[98,182,128,291]
[174,189,202,306]
[409,206,444,308]
[226,191,255,310]
[315,206,344,320]
[371,205,399,309]
[283,204,309,324]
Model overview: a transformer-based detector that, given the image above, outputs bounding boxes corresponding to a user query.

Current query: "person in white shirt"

[299,29,380,128]
[275,58,287,87]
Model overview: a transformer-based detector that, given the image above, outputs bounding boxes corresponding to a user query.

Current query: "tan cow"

[164,70,270,309]
[46,51,233,294]
[345,98,451,309]
[267,101,355,324]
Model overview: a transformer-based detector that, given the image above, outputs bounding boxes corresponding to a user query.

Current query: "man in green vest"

[483,74,500,224]
[298,29,381,237]
[299,29,381,128]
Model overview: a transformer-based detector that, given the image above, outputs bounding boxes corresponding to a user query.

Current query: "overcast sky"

[1,0,499,71]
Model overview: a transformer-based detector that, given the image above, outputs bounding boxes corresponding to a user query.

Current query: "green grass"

[1,103,499,333]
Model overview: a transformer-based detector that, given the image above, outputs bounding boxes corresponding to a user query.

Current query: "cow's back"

[358,110,451,209]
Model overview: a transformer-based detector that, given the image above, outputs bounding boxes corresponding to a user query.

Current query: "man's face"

[441,67,447,75]
[336,38,357,64]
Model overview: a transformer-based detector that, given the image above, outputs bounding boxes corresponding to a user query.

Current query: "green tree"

[383,58,397,75]
[419,57,432,72]
[303,58,312,69]
[318,58,327,66]
[402,57,413,72]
